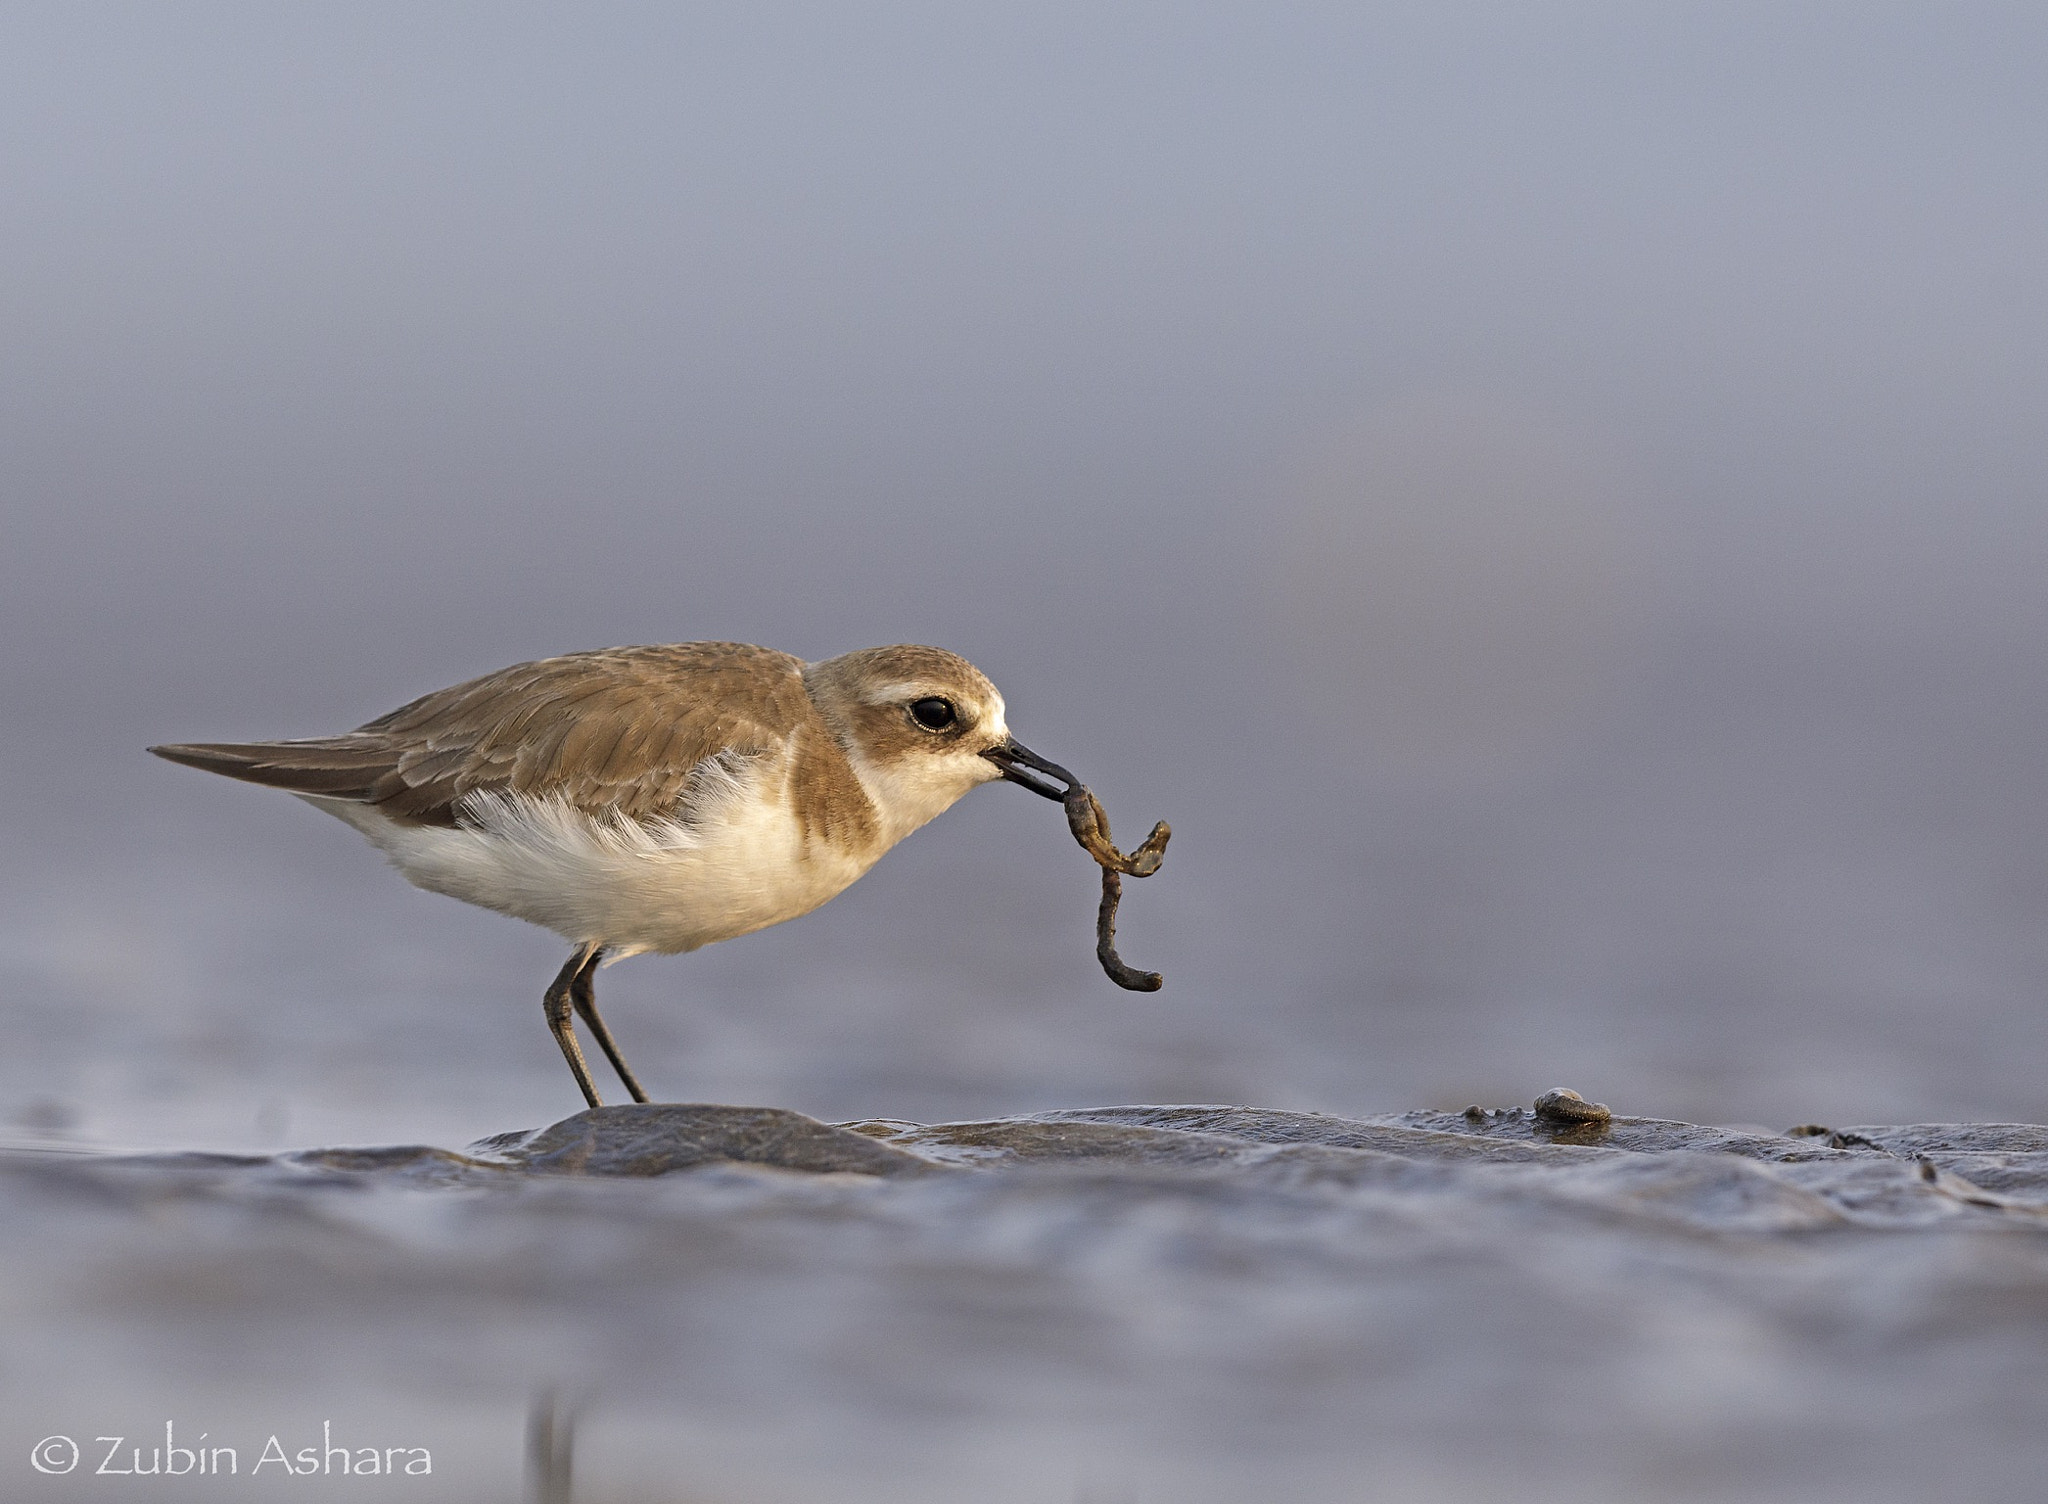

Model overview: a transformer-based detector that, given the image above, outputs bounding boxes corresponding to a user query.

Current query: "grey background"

[6,2,2048,1153]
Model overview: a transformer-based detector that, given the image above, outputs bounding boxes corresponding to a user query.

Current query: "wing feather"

[152,643,819,827]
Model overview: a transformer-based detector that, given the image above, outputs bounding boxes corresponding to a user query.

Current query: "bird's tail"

[148,739,395,801]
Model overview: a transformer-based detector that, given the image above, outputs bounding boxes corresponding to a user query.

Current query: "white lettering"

[73,1423,417,1478]
[165,1422,198,1475]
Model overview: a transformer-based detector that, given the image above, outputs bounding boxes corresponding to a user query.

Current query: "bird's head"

[804,644,1074,843]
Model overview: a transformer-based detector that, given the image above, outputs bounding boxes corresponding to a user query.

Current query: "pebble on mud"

[1533,1088,1612,1125]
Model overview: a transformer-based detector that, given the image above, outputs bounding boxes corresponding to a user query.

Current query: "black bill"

[981,736,1077,802]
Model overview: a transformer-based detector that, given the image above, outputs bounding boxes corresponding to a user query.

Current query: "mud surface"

[10,1098,2048,1502]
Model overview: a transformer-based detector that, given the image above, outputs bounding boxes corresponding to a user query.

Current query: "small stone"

[1533,1088,1612,1125]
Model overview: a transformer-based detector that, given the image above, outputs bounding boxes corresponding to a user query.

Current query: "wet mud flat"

[8,1102,2048,1503]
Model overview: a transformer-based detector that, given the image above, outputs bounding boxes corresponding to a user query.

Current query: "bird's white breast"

[305,753,877,957]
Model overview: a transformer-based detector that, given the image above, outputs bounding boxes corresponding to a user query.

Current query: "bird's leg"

[568,946,651,1104]
[544,943,606,1110]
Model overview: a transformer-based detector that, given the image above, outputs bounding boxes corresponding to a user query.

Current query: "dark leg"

[569,947,651,1104]
[544,942,606,1109]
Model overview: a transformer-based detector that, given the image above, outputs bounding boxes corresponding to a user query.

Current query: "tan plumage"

[152,642,878,843]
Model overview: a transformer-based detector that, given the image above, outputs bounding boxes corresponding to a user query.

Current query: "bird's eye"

[908,697,957,732]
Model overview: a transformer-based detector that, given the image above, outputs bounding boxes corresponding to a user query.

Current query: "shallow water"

[11,1097,2048,1503]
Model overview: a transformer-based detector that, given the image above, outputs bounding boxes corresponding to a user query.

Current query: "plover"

[151,642,1086,1108]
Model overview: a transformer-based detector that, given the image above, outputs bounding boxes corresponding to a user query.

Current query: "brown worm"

[1061,785,1170,990]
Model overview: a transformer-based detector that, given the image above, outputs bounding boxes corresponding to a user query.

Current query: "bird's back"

[151,642,874,837]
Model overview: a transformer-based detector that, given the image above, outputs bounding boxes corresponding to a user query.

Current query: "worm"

[1061,785,1170,991]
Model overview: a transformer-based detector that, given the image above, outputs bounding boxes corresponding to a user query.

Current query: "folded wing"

[150,643,815,827]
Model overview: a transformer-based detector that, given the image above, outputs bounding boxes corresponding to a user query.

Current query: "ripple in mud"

[472,1104,936,1178]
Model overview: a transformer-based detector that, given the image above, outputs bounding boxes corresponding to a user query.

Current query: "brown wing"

[151,643,818,827]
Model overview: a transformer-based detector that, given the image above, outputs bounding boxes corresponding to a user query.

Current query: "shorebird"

[150,642,1083,1108]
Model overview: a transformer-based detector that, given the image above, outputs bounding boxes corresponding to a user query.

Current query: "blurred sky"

[5,3,2048,1150]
